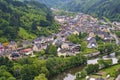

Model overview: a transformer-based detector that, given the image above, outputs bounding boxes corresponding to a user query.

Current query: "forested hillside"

[39,0,120,21]
[65,0,120,21]
[38,0,68,8]
[86,0,120,21]
[0,0,59,42]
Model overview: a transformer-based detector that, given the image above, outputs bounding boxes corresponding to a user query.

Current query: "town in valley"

[0,1,120,79]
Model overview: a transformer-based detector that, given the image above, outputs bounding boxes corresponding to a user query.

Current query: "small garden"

[90,64,120,80]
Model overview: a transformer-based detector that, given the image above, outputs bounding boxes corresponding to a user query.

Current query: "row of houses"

[33,36,81,57]
[9,48,33,60]
[57,42,80,57]
[86,31,112,49]
[0,41,34,60]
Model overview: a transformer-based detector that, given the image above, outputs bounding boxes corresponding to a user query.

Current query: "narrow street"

[108,28,120,45]
[110,33,119,44]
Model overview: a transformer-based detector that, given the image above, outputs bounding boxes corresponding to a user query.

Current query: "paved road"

[116,75,120,80]
[87,53,118,65]
[110,33,119,44]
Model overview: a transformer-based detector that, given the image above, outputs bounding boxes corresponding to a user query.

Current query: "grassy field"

[90,64,120,79]
[83,48,98,54]
[102,64,120,77]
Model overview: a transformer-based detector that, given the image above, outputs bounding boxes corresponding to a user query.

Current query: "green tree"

[95,35,103,44]
[0,57,13,71]
[21,60,49,80]
[75,70,86,80]
[67,34,80,44]
[0,0,59,41]
[98,59,112,68]
[85,64,99,75]
[81,41,87,52]
[115,31,120,38]
[0,66,15,80]
[17,57,34,65]
[46,54,87,76]
[115,50,120,56]
[12,63,22,78]
[98,43,115,55]
[79,32,87,39]
[105,43,115,55]
[34,74,47,80]
[98,45,106,54]
[46,44,57,55]
[7,77,16,80]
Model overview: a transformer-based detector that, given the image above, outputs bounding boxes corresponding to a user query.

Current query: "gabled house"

[57,49,67,57]
[32,39,41,44]
[57,42,80,57]
[61,42,70,50]
[8,41,17,51]
[41,43,47,50]
[19,48,33,56]
[95,30,111,40]
[9,51,20,60]
[89,32,95,38]
[72,30,79,35]
[47,35,54,41]
[70,44,81,53]
[57,48,79,57]
[55,39,63,47]
[103,32,112,41]
[33,43,41,52]
[33,36,46,44]
[87,37,98,48]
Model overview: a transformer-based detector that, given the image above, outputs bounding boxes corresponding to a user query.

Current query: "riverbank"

[50,52,119,80]
[49,65,85,80]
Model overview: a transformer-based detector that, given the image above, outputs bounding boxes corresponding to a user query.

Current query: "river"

[49,53,118,80]
[49,65,85,80]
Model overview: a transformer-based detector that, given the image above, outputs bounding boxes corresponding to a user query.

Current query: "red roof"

[20,48,32,52]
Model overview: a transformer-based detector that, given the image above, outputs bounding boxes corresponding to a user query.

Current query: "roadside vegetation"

[75,59,120,80]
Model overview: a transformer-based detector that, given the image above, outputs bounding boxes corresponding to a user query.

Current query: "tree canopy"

[0,0,59,42]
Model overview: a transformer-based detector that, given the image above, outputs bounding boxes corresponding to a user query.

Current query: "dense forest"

[37,0,68,8]
[0,0,59,42]
[0,54,87,80]
[68,0,120,22]
[39,0,120,21]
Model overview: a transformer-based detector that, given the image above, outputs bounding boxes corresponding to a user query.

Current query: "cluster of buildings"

[0,13,115,60]
[32,13,113,57]
[55,13,113,49]
[32,35,81,57]
[0,41,33,60]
